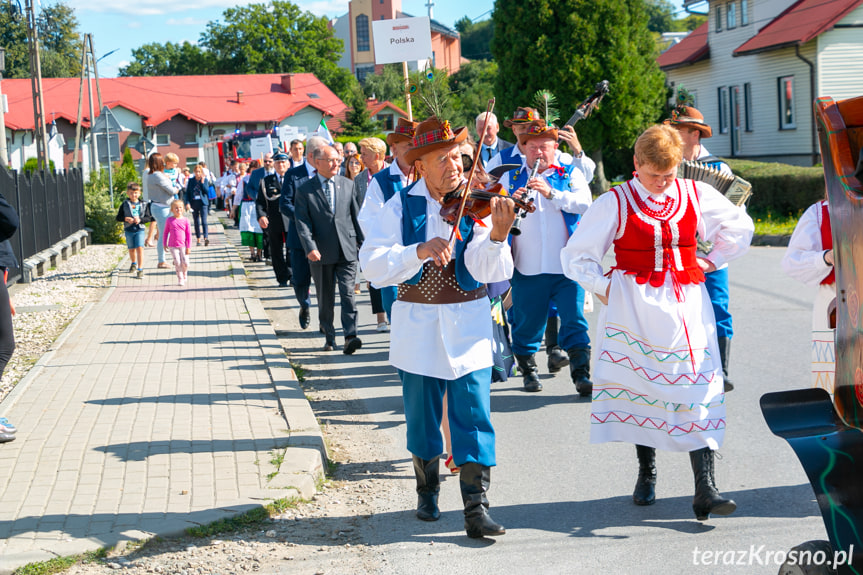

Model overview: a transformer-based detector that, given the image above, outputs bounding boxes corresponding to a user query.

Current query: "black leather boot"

[515,353,542,392]
[459,462,505,538]
[545,317,569,373]
[717,337,734,392]
[412,455,441,521]
[633,445,656,506]
[689,447,737,520]
[567,347,593,397]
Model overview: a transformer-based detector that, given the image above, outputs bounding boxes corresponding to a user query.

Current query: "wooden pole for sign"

[402,61,412,121]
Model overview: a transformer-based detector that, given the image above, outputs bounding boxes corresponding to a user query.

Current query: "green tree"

[339,85,382,136]
[0,1,80,79]
[646,0,675,33]
[120,42,215,76]
[493,0,666,191]
[449,60,498,134]
[672,13,707,32]
[362,64,408,109]
[199,0,358,101]
[455,17,494,61]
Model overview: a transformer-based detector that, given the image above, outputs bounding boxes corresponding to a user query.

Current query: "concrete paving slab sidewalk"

[0,218,325,573]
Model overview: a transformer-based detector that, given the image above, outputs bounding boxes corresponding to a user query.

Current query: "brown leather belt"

[397,261,487,305]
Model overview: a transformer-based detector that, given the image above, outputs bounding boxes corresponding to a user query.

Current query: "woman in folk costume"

[561,124,753,520]
[781,196,836,393]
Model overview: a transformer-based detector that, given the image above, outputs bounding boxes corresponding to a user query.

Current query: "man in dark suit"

[475,111,513,168]
[294,144,364,354]
[280,136,327,330]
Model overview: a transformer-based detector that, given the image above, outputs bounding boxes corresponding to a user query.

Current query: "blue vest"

[373,166,405,203]
[498,145,522,167]
[507,163,582,237]
[399,183,483,292]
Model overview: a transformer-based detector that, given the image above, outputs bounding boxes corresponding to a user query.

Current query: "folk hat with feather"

[503,107,540,128]
[516,120,559,147]
[387,118,419,146]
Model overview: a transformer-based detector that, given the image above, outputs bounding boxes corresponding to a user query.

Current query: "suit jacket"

[481,138,514,166]
[294,175,364,265]
[353,169,371,208]
[279,163,315,250]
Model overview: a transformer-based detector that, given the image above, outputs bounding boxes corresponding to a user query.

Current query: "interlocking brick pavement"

[0,218,323,573]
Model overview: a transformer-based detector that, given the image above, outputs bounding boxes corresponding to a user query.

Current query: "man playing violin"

[501,120,593,395]
[359,116,517,539]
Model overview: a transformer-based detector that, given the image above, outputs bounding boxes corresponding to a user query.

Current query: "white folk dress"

[561,177,753,452]
[781,200,836,393]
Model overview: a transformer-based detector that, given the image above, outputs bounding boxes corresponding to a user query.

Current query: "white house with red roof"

[1,73,347,175]
[658,0,863,165]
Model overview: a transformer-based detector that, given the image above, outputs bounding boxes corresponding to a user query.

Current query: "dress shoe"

[343,337,363,355]
[278,282,289,288]
[204,238,210,246]
[299,306,311,330]
[323,343,335,352]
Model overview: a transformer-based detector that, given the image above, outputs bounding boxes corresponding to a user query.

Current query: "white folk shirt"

[358,179,514,380]
[781,201,833,286]
[358,160,406,237]
[500,164,592,275]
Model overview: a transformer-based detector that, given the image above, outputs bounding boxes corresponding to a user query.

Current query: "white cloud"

[166,17,209,26]
[127,21,141,29]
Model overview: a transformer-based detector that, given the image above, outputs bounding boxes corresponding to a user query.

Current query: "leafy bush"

[84,171,123,244]
[22,158,56,174]
[727,159,824,217]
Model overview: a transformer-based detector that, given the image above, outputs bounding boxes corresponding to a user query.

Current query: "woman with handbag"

[185,164,210,246]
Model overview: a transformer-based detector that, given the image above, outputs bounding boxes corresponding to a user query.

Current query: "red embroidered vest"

[610,179,705,287]
[820,200,835,285]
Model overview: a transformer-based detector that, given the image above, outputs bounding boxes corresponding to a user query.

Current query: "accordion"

[678,160,753,207]
[678,160,753,254]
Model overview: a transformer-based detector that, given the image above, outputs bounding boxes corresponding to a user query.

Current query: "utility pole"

[0,47,8,168]
[25,0,49,170]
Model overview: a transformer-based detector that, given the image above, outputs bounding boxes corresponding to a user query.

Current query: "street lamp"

[0,47,5,74]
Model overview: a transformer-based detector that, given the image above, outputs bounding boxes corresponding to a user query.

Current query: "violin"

[439,182,536,225]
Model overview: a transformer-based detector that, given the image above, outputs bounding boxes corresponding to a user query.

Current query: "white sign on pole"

[249,136,273,160]
[372,17,433,65]
[279,125,300,146]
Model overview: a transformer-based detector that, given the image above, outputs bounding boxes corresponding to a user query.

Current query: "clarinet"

[509,159,541,236]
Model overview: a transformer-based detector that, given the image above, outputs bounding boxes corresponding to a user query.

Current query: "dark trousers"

[191,207,208,239]
[310,259,358,345]
[265,223,290,285]
[290,248,312,309]
[369,285,384,315]
[0,279,14,377]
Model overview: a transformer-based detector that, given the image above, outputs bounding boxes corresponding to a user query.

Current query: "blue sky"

[60,0,694,78]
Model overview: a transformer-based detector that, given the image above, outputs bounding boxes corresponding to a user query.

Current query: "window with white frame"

[727,2,737,29]
[156,134,169,146]
[744,83,753,131]
[741,0,749,25]
[778,76,795,130]
[715,5,723,32]
[718,87,729,134]
[184,133,197,145]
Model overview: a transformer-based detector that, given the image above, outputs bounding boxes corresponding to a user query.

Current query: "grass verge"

[751,210,799,236]
[13,548,107,575]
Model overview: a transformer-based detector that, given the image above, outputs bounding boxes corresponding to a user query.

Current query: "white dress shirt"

[487,143,597,183]
[358,179,514,380]
[500,164,592,275]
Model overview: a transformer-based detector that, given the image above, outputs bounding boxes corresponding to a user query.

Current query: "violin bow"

[448,97,496,245]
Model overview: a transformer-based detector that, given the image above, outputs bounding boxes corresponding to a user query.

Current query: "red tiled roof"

[657,22,710,70]
[327,99,408,133]
[735,0,863,56]
[2,73,346,131]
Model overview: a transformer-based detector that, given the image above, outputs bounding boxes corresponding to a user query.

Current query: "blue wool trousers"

[510,271,590,355]
[399,368,496,467]
[704,267,733,339]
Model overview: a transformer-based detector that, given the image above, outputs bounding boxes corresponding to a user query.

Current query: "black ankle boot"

[459,462,505,538]
[567,347,593,397]
[717,337,734,392]
[515,353,542,392]
[412,455,440,521]
[689,448,737,520]
[633,445,656,506]
[545,318,569,373]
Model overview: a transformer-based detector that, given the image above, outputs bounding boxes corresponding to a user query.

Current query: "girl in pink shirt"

[163,199,192,286]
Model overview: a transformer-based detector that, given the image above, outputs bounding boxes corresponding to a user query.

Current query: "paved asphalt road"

[277,245,828,575]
